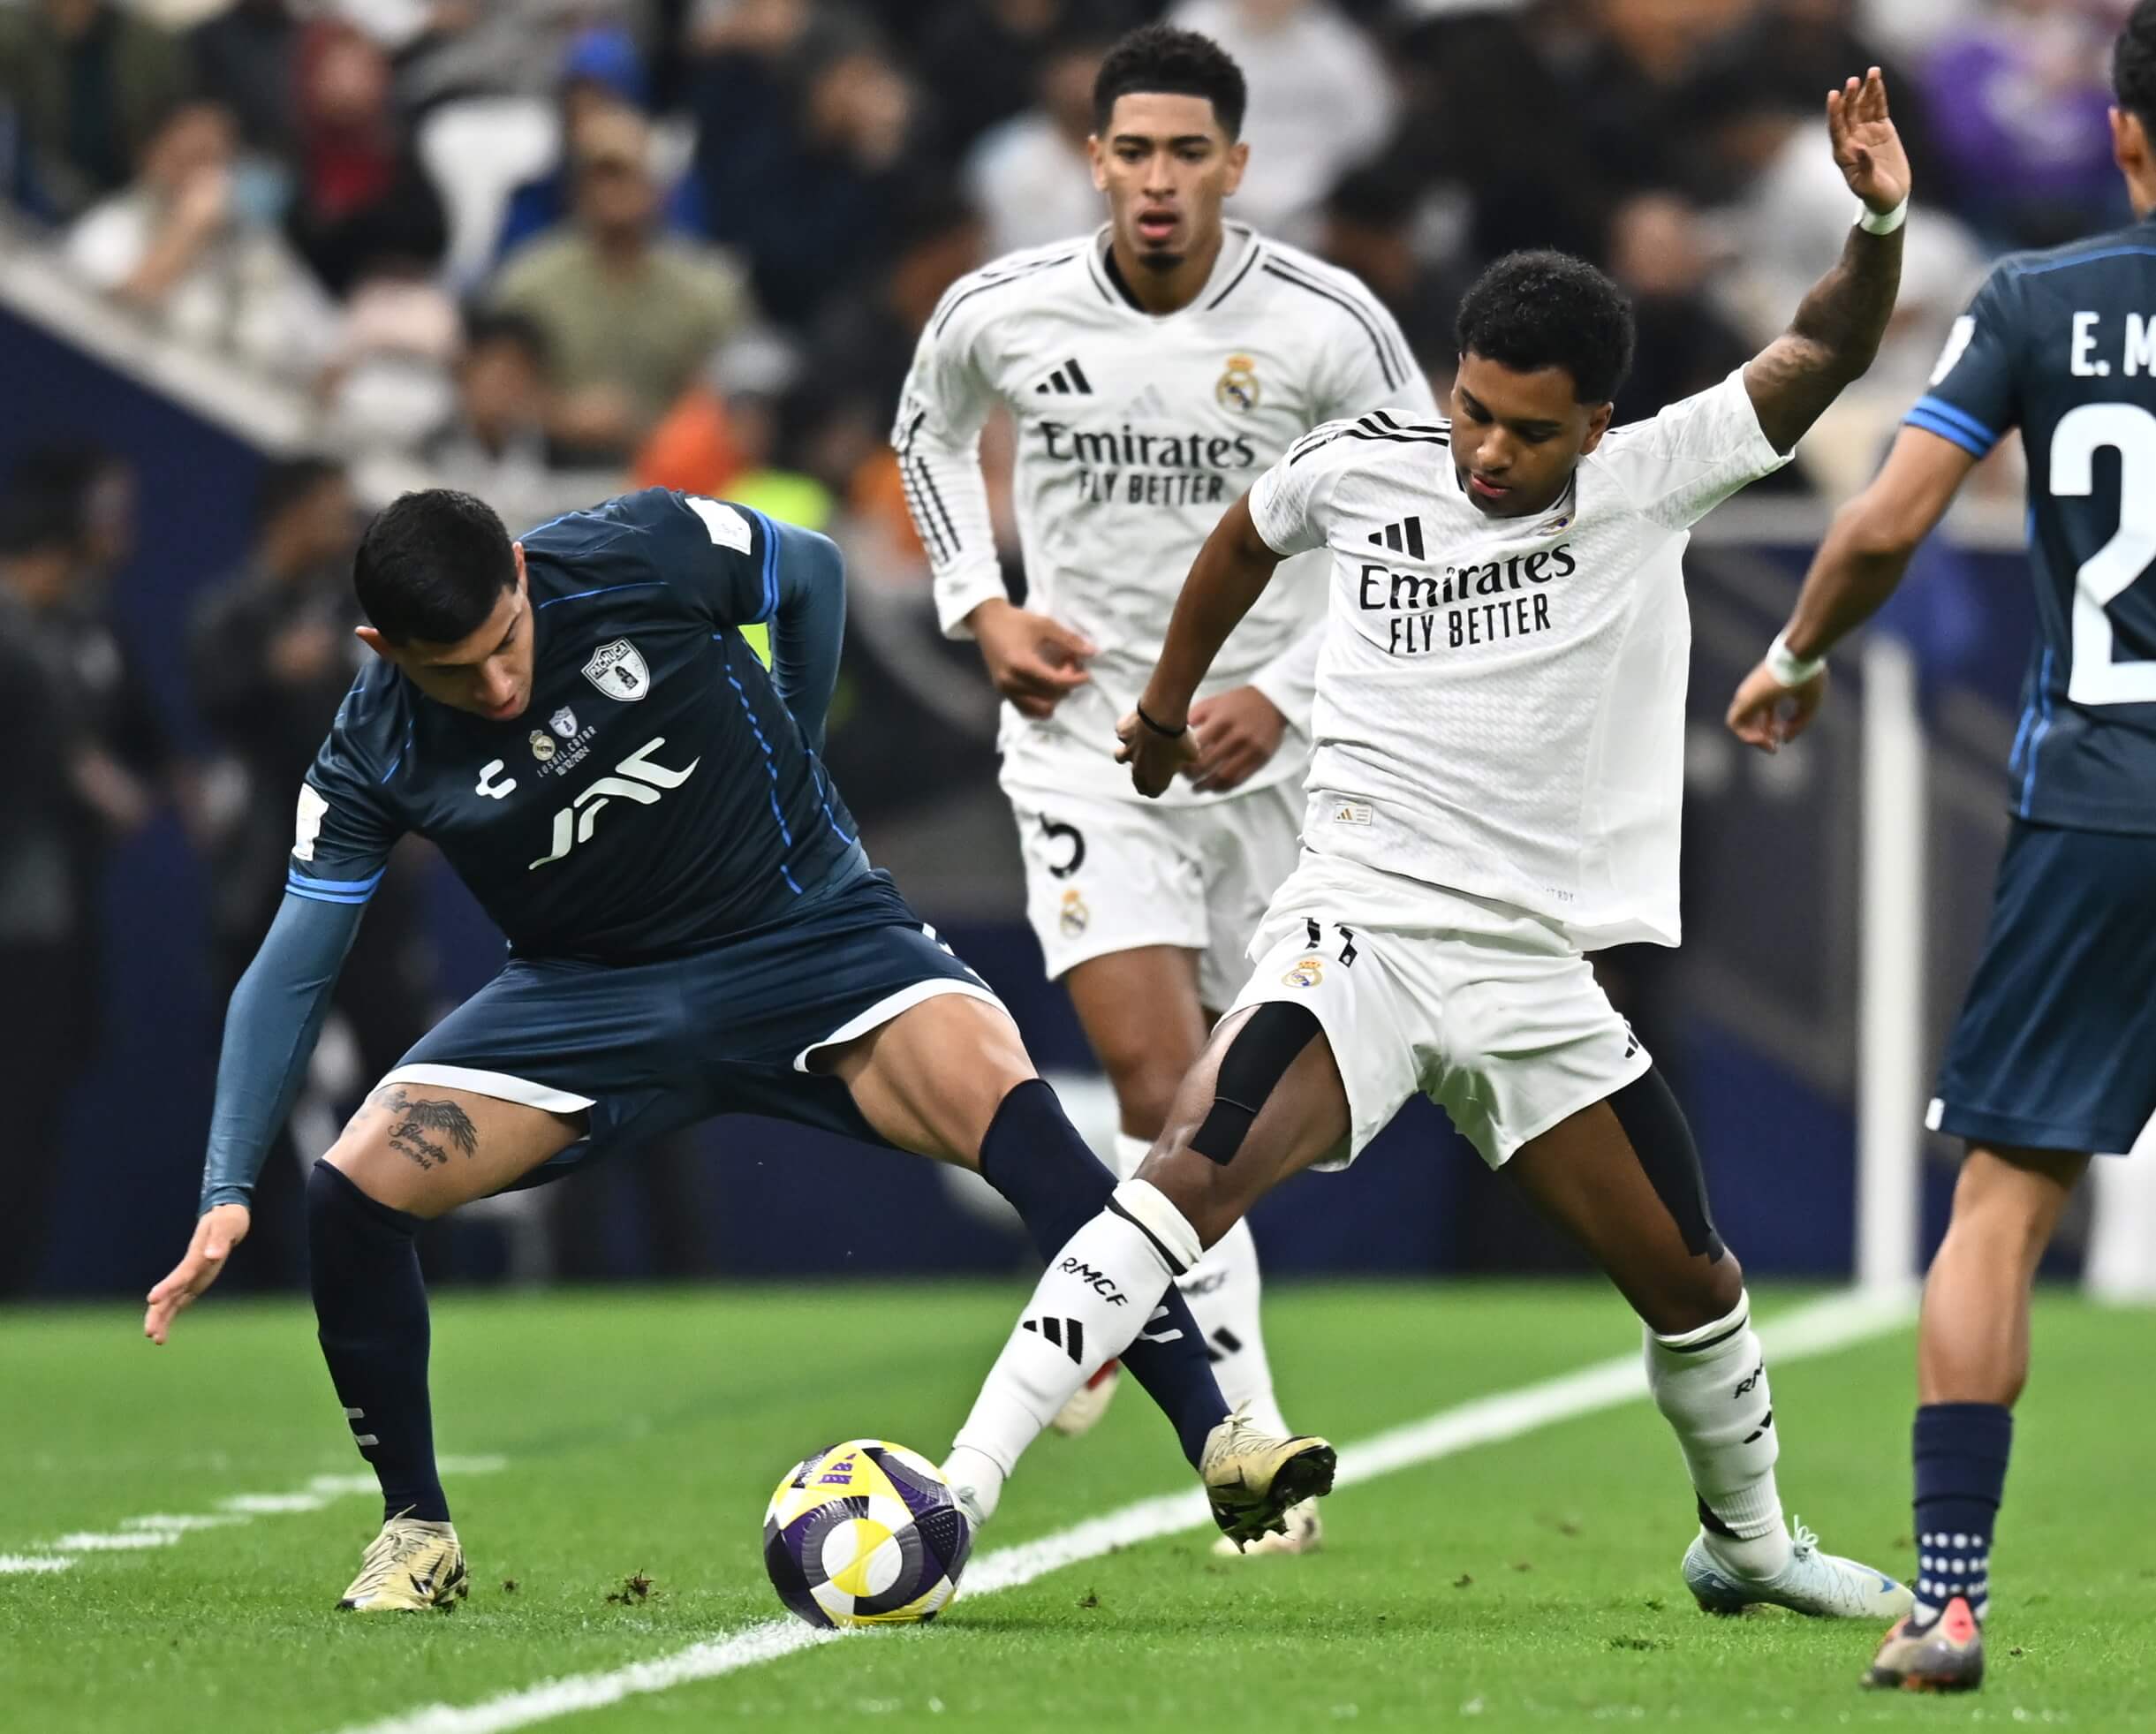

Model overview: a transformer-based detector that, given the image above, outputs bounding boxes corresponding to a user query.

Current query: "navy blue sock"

[1911,1401,2011,1626]
[307,1162,450,1524]
[977,1079,1228,1467]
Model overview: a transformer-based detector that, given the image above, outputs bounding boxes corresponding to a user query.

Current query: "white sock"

[946,1179,1202,1519]
[1644,1288,1790,1578]
[1114,1136,1288,1435]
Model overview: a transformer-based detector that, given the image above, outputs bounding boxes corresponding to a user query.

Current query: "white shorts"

[1228,852,1653,1170]
[1007,777,1304,1011]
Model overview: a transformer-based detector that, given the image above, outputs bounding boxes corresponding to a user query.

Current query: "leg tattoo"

[367,1086,479,1171]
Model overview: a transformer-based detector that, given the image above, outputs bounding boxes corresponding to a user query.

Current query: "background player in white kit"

[942,71,1917,1614]
[894,21,1431,1550]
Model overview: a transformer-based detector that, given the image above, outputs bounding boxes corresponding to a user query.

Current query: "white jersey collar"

[1084,221,1261,320]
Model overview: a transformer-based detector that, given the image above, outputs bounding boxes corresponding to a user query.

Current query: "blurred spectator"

[696,22,918,327]
[64,101,336,378]
[493,104,748,464]
[337,0,626,111]
[0,490,99,1296]
[0,0,193,220]
[1604,192,1758,426]
[186,457,434,1285]
[1319,160,1470,375]
[285,19,450,298]
[427,309,557,493]
[1923,0,2125,248]
[0,453,171,1294]
[493,27,707,268]
[913,0,1134,156]
[1169,0,1397,239]
[964,28,1107,256]
[190,0,301,160]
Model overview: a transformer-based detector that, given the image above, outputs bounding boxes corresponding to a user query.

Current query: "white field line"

[338,1285,1917,1734]
[1,1454,509,1574]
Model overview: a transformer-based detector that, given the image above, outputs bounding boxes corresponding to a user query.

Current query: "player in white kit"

[941,71,1918,1608]
[896,22,1431,1553]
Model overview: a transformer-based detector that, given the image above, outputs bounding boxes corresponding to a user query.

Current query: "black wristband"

[1135,702,1187,738]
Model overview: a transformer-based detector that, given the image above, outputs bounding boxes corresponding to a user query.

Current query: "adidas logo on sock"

[1034,359,1093,396]
[1205,1327,1244,1366]
[1021,1315,1086,1364]
[1368,516,1425,559]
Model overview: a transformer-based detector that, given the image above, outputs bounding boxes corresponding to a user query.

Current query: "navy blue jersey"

[286,489,863,962]
[1909,219,2156,832]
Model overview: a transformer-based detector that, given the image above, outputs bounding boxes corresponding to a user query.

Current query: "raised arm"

[1120,494,1288,797]
[764,519,846,753]
[1742,68,1910,455]
[1726,425,1976,750]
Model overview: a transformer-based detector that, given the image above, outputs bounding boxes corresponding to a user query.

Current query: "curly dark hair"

[353,488,516,645]
[2116,0,2156,130]
[1454,250,1635,405]
[1093,24,1246,139]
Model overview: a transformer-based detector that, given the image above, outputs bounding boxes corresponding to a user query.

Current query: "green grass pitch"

[3,1283,2148,1731]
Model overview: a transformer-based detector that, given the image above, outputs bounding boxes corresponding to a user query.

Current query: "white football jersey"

[1249,369,1790,948]
[895,222,1434,806]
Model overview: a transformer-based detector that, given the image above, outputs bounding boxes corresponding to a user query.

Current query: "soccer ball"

[762,1439,974,1629]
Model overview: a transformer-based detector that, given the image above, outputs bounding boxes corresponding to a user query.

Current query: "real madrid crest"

[1216,353,1260,413]
[1059,887,1090,938]
[528,729,556,763]
[1281,955,1324,988]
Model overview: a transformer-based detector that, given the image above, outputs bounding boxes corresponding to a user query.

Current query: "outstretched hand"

[1726,660,1830,753]
[144,1204,251,1345]
[1828,67,1910,215]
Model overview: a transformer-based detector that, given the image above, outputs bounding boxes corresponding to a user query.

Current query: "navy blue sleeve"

[1906,265,2022,459]
[766,520,846,753]
[200,892,367,1212]
[601,488,780,629]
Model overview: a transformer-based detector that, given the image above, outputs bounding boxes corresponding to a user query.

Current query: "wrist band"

[1766,631,1827,686]
[1135,702,1187,738]
[1856,197,1908,236]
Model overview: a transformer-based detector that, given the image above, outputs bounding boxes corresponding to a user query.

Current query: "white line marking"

[49,1532,180,1550]
[337,1286,1916,1734]
[8,1458,511,1577]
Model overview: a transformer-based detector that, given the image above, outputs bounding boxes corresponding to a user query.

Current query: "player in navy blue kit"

[141,486,1328,1609]
[1728,4,2156,1692]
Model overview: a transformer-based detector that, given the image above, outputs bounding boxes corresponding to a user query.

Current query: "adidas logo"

[1204,1327,1244,1366]
[1022,1315,1086,1364]
[1034,358,1094,396]
[1368,516,1425,559]
[1126,382,1169,417]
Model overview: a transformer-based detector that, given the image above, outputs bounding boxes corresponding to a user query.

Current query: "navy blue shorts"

[383,868,1001,1189]
[1930,821,2156,1155]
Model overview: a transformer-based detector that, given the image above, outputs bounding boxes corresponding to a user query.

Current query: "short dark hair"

[1454,250,1635,405]
[254,455,344,533]
[463,307,550,370]
[352,489,516,644]
[1093,24,1245,140]
[2116,0,2156,130]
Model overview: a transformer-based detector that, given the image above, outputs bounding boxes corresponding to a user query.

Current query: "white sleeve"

[1248,619,1321,736]
[891,300,1006,640]
[1247,423,1347,558]
[1596,368,1792,529]
[1313,287,1436,423]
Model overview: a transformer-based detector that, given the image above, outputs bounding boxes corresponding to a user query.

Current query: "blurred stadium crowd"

[1,0,2145,1287]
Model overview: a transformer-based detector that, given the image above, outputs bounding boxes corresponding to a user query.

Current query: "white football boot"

[1683,1518,1913,1618]
[338,1511,468,1611]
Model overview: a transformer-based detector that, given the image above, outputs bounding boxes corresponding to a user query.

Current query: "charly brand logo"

[581,639,649,702]
[526,736,699,869]
[549,707,578,738]
[528,730,556,763]
[1215,353,1260,412]
[474,760,518,800]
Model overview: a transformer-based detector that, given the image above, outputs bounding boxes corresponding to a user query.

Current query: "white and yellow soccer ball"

[762,1439,974,1629]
